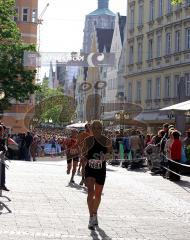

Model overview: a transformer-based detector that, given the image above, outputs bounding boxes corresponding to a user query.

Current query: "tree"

[171,0,183,4]
[33,80,76,126]
[0,0,38,112]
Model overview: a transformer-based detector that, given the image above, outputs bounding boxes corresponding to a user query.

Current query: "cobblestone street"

[0,158,190,240]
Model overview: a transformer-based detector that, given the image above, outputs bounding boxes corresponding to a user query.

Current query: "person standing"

[25,132,33,161]
[82,120,112,230]
[0,122,9,191]
[169,131,182,181]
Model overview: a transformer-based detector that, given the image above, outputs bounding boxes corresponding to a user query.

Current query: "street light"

[115,110,130,130]
[0,90,5,100]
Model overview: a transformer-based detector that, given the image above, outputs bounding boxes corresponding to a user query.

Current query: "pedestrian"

[168,130,182,181]
[0,122,9,191]
[82,120,112,230]
[65,129,80,183]
[25,132,33,161]
[50,136,57,158]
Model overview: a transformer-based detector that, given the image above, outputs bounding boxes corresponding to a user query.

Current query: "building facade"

[101,13,127,121]
[2,0,38,133]
[125,0,190,129]
[76,0,116,121]
[83,0,115,54]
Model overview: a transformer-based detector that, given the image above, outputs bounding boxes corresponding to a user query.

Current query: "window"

[166,32,171,55]
[149,0,154,21]
[137,42,142,63]
[22,8,29,22]
[185,28,190,49]
[175,30,181,52]
[157,35,162,57]
[14,8,19,22]
[165,77,171,98]
[136,81,141,101]
[185,73,190,96]
[138,5,143,26]
[185,0,190,7]
[167,0,172,14]
[128,82,132,102]
[155,77,161,99]
[174,75,180,97]
[158,0,163,17]
[32,9,37,23]
[130,8,134,30]
[148,39,153,59]
[129,46,134,64]
[147,80,152,99]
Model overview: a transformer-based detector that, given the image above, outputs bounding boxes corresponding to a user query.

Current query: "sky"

[38,0,127,53]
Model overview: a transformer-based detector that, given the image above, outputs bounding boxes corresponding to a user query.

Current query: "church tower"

[98,0,109,9]
[82,0,115,53]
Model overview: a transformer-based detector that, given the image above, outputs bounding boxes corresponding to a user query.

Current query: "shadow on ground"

[90,226,112,240]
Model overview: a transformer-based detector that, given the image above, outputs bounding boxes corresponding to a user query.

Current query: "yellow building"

[125,0,190,130]
[2,0,38,133]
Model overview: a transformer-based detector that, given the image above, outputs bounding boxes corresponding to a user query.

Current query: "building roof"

[160,100,190,111]
[88,0,115,16]
[88,8,115,16]
[119,15,126,45]
[96,28,114,52]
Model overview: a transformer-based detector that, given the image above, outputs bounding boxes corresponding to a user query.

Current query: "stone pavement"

[0,157,190,240]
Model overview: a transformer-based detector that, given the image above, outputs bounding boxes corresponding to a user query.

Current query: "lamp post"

[0,90,5,119]
[0,90,5,100]
[115,110,130,130]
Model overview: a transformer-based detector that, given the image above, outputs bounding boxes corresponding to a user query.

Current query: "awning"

[160,100,190,111]
[66,122,88,129]
[135,112,170,122]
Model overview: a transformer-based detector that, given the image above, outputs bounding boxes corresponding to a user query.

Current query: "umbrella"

[8,138,19,151]
[66,122,88,129]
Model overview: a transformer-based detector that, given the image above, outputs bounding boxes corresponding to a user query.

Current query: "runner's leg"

[93,183,104,215]
[70,159,78,182]
[85,177,95,217]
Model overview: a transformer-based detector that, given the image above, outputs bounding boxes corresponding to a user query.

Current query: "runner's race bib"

[88,159,103,169]
[70,148,79,155]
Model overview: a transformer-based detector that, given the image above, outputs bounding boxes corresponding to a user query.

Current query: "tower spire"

[98,0,109,9]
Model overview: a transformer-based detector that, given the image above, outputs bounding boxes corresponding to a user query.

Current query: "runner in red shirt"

[65,129,79,183]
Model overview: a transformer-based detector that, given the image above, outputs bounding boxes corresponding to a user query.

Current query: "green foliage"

[34,80,75,125]
[171,0,183,4]
[0,0,38,111]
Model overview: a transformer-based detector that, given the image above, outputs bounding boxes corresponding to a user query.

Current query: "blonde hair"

[91,120,103,130]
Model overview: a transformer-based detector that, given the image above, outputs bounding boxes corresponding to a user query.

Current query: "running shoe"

[79,179,84,186]
[70,179,75,184]
[93,214,98,226]
[88,217,95,230]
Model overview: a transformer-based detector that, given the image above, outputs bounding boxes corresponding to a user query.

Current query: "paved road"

[0,157,190,240]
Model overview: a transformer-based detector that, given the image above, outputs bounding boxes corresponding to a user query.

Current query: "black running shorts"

[85,166,106,185]
[67,156,79,164]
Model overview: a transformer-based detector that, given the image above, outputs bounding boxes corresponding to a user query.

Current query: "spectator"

[25,132,33,161]
[168,131,182,181]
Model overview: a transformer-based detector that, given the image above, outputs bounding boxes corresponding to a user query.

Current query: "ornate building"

[125,0,190,131]
[76,0,116,121]
[83,0,115,54]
